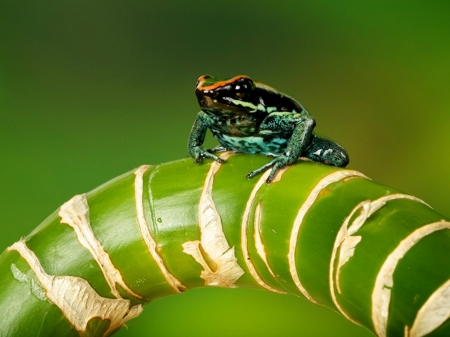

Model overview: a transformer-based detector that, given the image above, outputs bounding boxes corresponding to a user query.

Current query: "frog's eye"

[234,77,254,92]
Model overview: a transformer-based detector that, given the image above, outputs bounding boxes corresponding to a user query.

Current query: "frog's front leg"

[247,112,315,183]
[188,111,225,164]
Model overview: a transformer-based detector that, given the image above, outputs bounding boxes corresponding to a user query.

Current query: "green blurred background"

[1,1,449,336]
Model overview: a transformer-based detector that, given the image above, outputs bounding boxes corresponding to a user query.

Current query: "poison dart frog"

[189,75,349,183]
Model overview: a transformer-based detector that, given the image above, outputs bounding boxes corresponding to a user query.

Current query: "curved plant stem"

[0,153,449,336]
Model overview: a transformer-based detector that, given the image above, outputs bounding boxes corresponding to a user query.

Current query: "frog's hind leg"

[248,112,316,183]
[305,135,349,167]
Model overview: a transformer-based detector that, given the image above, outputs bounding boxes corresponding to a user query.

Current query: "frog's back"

[254,82,307,114]
[208,81,310,155]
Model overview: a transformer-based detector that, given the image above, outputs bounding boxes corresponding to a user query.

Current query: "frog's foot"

[265,152,279,158]
[247,154,295,183]
[191,146,225,164]
[206,145,228,153]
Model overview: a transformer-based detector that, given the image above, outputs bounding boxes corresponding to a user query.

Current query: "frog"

[189,74,349,183]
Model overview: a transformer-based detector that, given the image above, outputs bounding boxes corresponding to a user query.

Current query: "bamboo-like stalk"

[0,153,449,336]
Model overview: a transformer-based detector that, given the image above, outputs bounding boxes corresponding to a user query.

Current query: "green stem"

[0,153,448,337]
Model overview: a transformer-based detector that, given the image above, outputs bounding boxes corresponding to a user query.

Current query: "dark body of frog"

[189,75,349,183]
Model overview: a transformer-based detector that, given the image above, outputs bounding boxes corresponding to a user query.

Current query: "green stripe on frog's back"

[254,81,308,115]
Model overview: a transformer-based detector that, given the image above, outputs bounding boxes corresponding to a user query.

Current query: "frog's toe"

[266,170,276,183]
[202,150,225,163]
[191,146,224,164]
[246,160,276,180]
[248,155,296,183]
[194,155,204,164]
[266,162,284,183]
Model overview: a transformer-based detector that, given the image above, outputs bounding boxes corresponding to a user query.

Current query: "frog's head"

[195,75,258,115]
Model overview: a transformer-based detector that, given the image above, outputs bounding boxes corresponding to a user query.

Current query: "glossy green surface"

[0,250,78,336]
[27,211,114,298]
[1,1,449,336]
[296,177,398,308]
[145,160,208,289]
[0,155,449,336]
[389,230,450,336]
[86,170,173,302]
[337,201,445,331]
